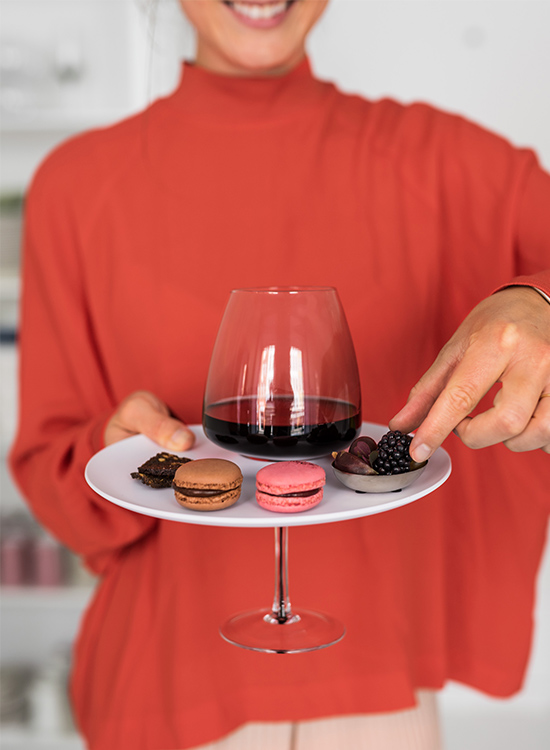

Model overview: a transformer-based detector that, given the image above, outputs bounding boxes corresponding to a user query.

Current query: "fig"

[332,450,378,475]
[349,436,377,461]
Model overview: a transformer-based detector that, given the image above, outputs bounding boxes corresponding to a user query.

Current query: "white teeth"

[232,2,288,21]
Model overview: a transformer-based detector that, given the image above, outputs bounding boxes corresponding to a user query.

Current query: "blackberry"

[373,430,413,475]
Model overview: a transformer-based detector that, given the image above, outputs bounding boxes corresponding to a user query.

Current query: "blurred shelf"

[0,109,136,134]
[0,273,20,332]
[0,728,85,750]
[0,273,20,297]
[1,587,95,609]
[1,586,96,666]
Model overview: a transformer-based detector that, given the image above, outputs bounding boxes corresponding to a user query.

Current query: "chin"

[218,36,305,75]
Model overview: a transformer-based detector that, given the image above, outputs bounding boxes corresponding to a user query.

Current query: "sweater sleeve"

[495,157,550,297]
[8,148,157,576]
[432,107,550,306]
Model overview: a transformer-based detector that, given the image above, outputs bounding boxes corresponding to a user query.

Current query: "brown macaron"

[172,458,243,512]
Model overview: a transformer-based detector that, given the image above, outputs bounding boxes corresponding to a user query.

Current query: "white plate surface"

[85,423,452,528]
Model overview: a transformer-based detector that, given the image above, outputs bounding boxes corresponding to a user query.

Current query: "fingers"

[389,343,460,436]
[500,390,550,454]
[391,287,550,459]
[104,391,195,451]
[404,323,524,462]
[452,371,542,449]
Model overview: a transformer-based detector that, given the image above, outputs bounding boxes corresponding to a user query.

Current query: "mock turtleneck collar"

[167,56,331,124]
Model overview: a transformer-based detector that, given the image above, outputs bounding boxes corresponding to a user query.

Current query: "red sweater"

[10,59,550,749]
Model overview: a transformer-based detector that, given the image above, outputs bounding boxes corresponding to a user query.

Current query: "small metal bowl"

[332,462,428,494]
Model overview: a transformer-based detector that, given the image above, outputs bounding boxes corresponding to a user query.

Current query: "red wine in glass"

[202,287,361,461]
[203,395,361,460]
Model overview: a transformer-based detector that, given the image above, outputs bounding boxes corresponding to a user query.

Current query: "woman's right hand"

[104,390,196,451]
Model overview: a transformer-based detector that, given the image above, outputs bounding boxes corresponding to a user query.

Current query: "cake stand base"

[220,609,345,654]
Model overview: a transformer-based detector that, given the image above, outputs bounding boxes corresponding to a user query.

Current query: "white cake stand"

[85,423,452,654]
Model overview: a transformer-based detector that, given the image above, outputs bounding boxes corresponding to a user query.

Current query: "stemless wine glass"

[202,287,362,653]
[203,286,361,461]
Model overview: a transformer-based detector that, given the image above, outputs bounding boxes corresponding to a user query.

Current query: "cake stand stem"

[268,526,298,625]
[219,524,345,653]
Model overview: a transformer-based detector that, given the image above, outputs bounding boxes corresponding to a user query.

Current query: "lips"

[223,0,296,29]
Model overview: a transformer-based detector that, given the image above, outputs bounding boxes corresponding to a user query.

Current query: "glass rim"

[230,286,337,294]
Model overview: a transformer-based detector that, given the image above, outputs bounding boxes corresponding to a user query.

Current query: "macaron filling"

[264,488,320,499]
[172,486,228,497]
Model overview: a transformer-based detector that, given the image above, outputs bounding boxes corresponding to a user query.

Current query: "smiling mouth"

[223,1,297,23]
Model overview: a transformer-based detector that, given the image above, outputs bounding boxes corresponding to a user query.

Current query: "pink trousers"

[192,691,442,750]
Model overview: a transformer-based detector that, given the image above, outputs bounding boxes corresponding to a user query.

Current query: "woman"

[10,1,550,748]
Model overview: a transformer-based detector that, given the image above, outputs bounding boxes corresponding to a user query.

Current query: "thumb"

[105,391,195,451]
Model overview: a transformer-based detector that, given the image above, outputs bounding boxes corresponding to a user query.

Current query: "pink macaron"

[255,461,326,513]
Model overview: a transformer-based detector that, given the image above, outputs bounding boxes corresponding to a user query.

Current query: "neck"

[194,40,307,77]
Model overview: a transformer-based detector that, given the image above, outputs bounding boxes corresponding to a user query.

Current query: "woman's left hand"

[390,286,550,461]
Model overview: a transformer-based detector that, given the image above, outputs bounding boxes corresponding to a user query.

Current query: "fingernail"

[411,443,431,462]
[167,428,192,451]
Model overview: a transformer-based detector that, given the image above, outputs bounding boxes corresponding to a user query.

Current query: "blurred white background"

[1,1,549,748]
